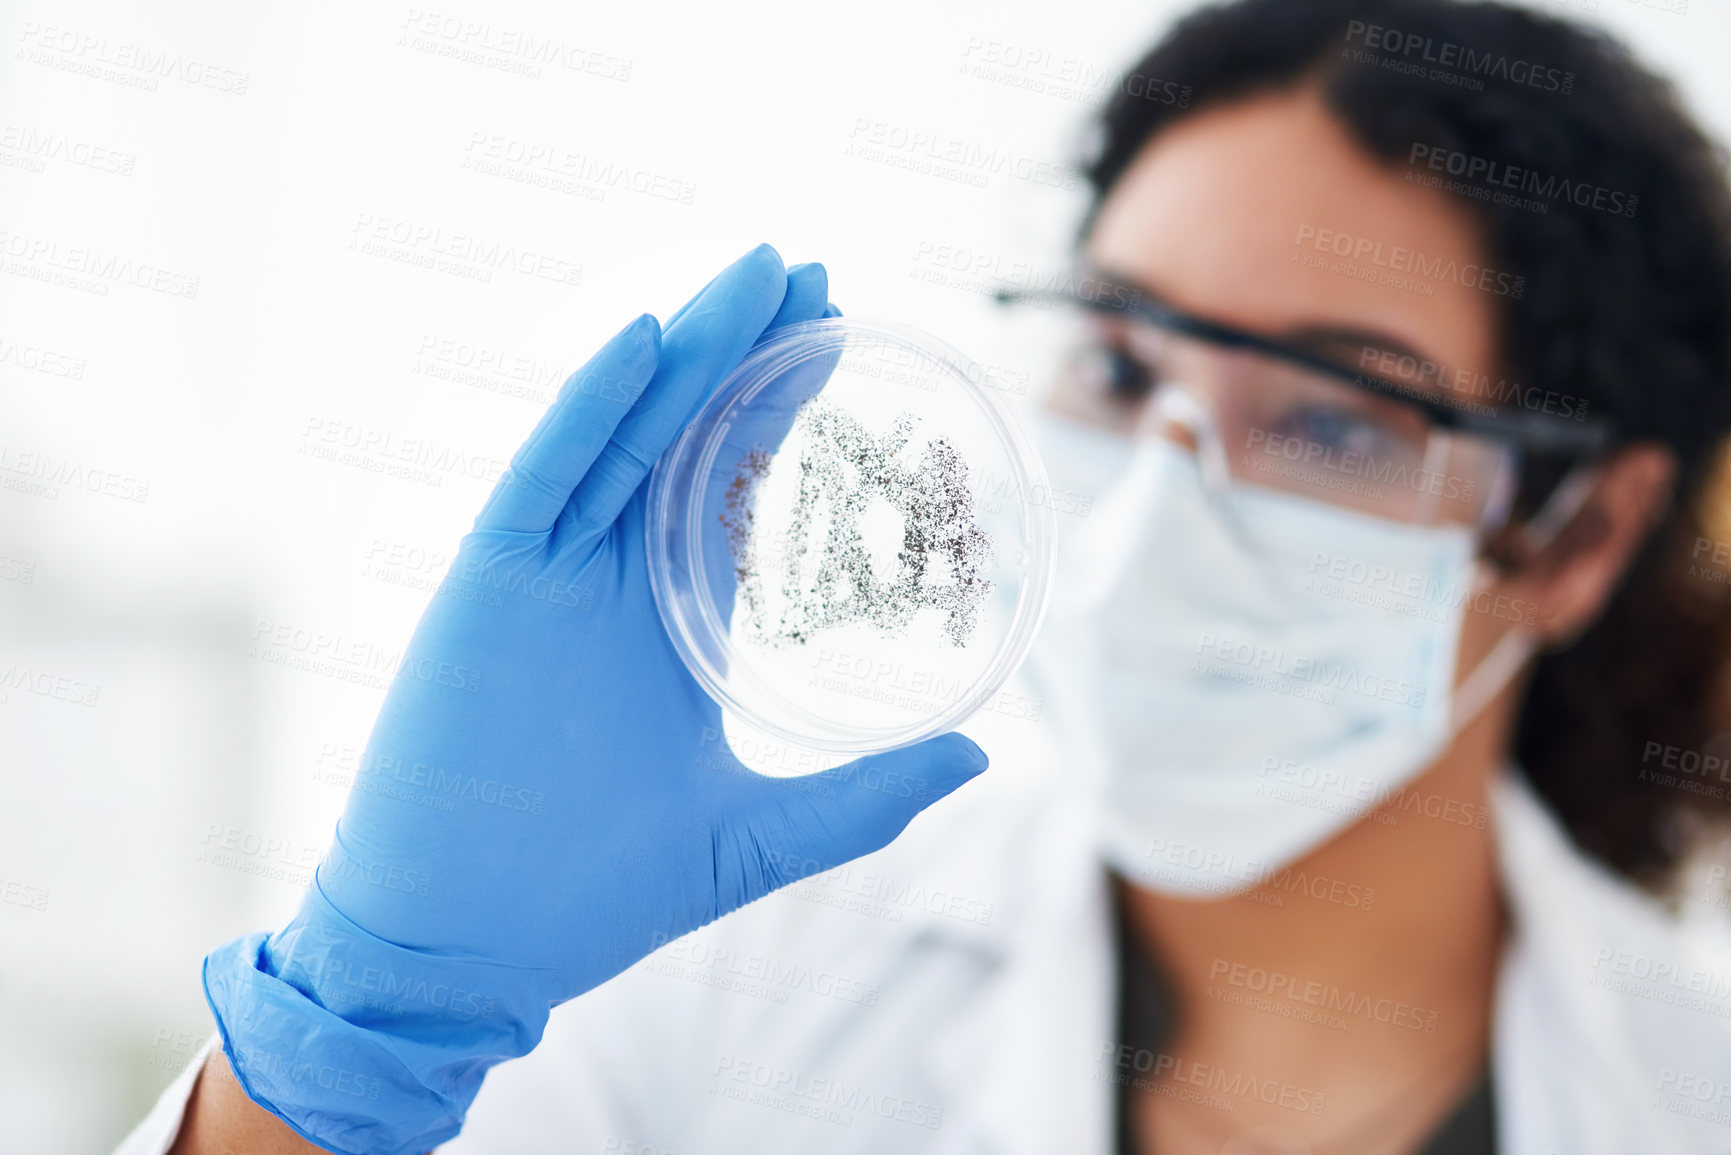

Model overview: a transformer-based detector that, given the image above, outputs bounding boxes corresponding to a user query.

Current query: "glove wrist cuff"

[201,884,564,1155]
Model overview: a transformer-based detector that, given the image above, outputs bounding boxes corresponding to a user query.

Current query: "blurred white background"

[1,0,1726,1149]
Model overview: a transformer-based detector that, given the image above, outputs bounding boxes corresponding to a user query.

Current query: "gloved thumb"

[723,732,989,908]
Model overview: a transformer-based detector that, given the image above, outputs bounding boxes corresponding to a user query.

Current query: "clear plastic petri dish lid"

[646,317,1055,757]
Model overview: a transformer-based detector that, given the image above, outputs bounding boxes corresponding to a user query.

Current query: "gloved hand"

[201,245,989,1155]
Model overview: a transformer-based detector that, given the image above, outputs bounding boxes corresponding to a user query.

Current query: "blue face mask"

[1027,415,1532,896]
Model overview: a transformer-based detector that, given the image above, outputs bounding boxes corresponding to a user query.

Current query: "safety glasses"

[996,270,1618,535]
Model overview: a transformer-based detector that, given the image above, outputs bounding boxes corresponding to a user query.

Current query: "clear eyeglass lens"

[1049,321,1511,529]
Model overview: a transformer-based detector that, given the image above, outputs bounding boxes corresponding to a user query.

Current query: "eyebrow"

[1282,324,1436,369]
[1094,266,1443,373]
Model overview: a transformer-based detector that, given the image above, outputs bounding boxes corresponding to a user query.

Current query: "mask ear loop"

[1448,625,1534,734]
[1447,458,1604,734]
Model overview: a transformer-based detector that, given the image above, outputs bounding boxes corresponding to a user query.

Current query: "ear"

[1507,443,1676,645]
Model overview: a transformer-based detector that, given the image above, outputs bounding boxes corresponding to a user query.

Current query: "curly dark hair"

[1084,0,1731,886]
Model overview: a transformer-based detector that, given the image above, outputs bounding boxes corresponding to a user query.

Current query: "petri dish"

[646,317,1055,756]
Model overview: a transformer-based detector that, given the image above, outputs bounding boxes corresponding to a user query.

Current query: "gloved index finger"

[473,312,662,535]
[762,262,829,340]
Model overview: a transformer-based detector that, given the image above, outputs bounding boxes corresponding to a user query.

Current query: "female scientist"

[121,0,1731,1152]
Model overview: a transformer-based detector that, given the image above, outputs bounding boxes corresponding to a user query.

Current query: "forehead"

[1083,85,1499,380]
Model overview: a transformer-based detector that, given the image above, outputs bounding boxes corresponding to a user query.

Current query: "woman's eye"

[1273,404,1398,458]
[1071,343,1154,402]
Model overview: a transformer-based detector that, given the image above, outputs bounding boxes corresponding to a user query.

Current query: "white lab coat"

[118,716,1731,1155]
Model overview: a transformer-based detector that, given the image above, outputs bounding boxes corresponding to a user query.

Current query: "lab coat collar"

[1490,769,1731,1154]
[909,774,1118,1155]
[900,761,1731,1155]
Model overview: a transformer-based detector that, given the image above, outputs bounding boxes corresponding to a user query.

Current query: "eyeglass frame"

[992,269,1619,461]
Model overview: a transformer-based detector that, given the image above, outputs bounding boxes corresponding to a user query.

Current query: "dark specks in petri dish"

[718,397,994,650]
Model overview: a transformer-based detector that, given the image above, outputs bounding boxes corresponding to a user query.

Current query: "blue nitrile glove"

[201,245,989,1155]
